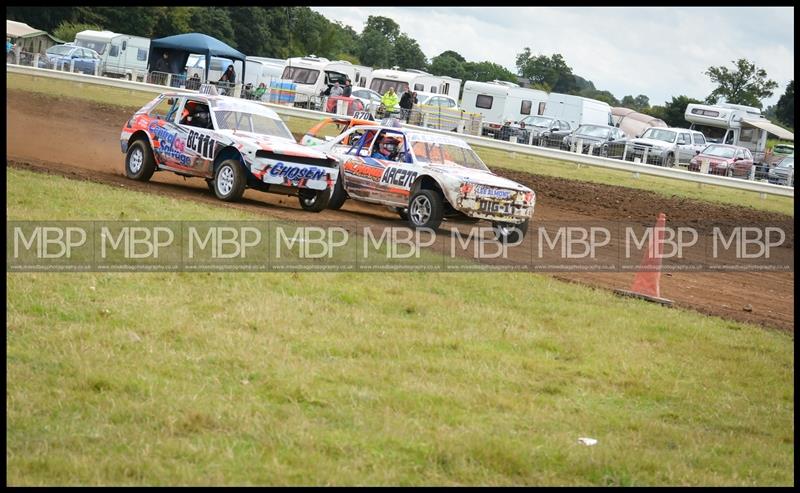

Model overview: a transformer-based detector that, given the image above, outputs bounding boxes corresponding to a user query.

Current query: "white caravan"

[543,93,613,129]
[74,30,149,79]
[460,80,549,131]
[611,107,667,138]
[282,55,369,101]
[684,102,794,163]
[244,56,285,87]
[368,68,458,98]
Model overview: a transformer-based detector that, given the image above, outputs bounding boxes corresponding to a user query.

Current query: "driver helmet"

[193,109,210,128]
[379,136,401,155]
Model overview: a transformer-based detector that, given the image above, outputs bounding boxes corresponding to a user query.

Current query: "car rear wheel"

[125,139,156,181]
[327,175,348,210]
[407,189,444,231]
[492,219,529,244]
[297,189,330,212]
[213,159,246,202]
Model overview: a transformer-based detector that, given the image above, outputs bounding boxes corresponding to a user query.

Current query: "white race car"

[316,124,536,242]
[120,89,339,211]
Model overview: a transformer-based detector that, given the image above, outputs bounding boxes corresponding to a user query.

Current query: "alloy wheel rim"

[218,166,234,195]
[129,148,143,173]
[410,195,431,225]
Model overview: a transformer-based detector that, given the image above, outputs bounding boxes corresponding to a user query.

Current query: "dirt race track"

[6,90,795,331]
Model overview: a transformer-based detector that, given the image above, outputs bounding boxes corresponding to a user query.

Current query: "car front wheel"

[327,175,348,210]
[492,219,529,244]
[664,153,675,168]
[297,189,330,212]
[407,189,444,231]
[213,159,246,202]
[125,139,156,181]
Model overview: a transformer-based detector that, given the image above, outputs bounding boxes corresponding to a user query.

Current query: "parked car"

[415,92,459,110]
[608,127,707,167]
[38,44,101,74]
[562,124,626,155]
[510,115,573,146]
[768,156,794,186]
[351,88,383,113]
[300,115,376,147]
[120,88,339,211]
[687,144,754,178]
[315,124,536,242]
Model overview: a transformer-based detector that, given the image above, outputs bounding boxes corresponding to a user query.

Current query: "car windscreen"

[47,45,73,56]
[213,110,294,140]
[777,157,794,169]
[642,128,676,143]
[702,145,736,159]
[369,78,409,95]
[520,116,554,127]
[575,125,611,138]
[690,124,726,143]
[409,136,489,171]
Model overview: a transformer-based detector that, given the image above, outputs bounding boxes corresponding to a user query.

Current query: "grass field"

[7,71,794,216]
[6,168,794,485]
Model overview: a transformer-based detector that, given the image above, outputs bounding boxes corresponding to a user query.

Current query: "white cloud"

[312,6,794,107]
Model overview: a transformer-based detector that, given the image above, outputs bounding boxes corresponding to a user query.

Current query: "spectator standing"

[342,79,353,97]
[329,81,344,97]
[381,87,400,116]
[153,52,170,73]
[399,87,414,122]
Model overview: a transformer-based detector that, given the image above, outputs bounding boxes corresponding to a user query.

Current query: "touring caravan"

[282,56,369,104]
[74,30,149,79]
[367,68,457,98]
[611,107,667,138]
[460,80,549,133]
[684,102,794,163]
[244,56,285,87]
[543,93,613,129]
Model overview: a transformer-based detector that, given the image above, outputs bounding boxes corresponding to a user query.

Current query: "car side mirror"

[635,134,640,138]
[734,157,743,162]
[695,150,701,155]
[551,127,558,131]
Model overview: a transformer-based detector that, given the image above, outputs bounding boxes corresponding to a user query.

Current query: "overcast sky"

[311,6,794,108]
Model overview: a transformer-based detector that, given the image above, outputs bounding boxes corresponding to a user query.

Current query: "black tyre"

[298,189,330,212]
[492,219,529,244]
[397,207,409,221]
[664,153,675,168]
[205,179,215,194]
[407,189,444,231]
[125,139,156,181]
[327,175,348,210]
[213,159,246,202]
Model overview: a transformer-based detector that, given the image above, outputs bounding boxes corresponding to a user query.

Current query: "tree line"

[7,6,793,130]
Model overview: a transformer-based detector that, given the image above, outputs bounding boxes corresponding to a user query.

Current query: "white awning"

[6,20,44,38]
[742,119,794,141]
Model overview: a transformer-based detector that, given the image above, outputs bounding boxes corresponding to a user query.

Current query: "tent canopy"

[742,119,794,141]
[148,32,246,83]
[7,20,43,38]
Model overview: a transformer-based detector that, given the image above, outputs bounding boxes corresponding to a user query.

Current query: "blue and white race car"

[120,88,339,211]
[315,124,536,241]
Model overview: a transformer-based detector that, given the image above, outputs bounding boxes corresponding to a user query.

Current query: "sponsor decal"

[187,130,218,160]
[474,185,512,200]
[344,160,384,182]
[148,122,190,166]
[269,162,326,182]
[353,111,374,121]
[379,167,418,188]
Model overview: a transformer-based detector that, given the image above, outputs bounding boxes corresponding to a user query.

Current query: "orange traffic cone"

[615,212,674,306]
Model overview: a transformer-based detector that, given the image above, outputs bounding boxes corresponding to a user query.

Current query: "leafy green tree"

[437,50,465,63]
[515,47,575,93]
[462,61,517,83]
[53,21,102,42]
[580,89,619,106]
[774,80,794,129]
[188,7,236,47]
[225,7,272,56]
[72,7,159,38]
[151,7,193,38]
[704,58,778,108]
[621,94,650,112]
[394,34,427,70]
[643,95,702,128]
[7,7,77,32]
[429,53,466,80]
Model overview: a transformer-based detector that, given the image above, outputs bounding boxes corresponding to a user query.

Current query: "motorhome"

[367,68,458,98]
[543,93,613,129]
[74,30,149,79]
[684,102,794,163]
[460,80,549,134]
[281,56,369,103]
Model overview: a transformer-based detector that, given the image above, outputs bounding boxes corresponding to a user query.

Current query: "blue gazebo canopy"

[149,32,246,83]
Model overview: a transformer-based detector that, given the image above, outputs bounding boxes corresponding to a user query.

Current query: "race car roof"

[345,125,471,148]
[159,92,282,120]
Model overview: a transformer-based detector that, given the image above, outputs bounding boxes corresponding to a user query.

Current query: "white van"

[74,30,149,80]
[543,93,613,129]
[460,80,549,134]
[282,56,368,104]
